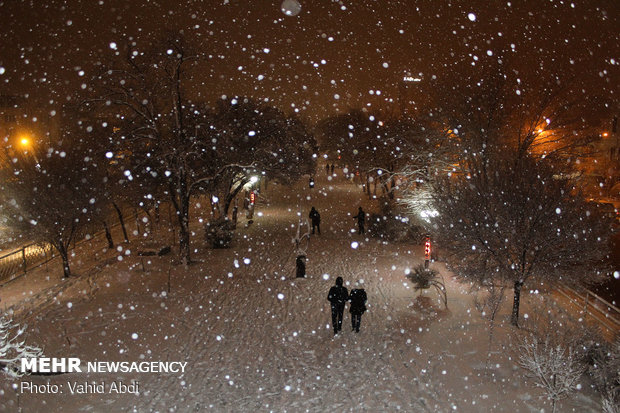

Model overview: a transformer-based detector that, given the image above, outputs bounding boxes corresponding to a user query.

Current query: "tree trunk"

[178,196,191,265]
[57,244,71,278]
[170,171,191,265]
[154,202,160,225]
[510,280,523,326]
[381,181,394,199]
[134,208,142,235]
[113,202,129,242]
[102,220,114,248]
[224,180,247,216]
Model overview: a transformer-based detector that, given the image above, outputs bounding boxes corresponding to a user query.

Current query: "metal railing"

[556,285,620,338]
[0,211,139,286]
[0,243,56,285]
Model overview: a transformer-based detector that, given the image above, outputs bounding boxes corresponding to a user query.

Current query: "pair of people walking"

[327,277,367,335]
[325,164,335,175]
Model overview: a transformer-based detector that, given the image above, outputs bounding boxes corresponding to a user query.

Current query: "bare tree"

[0,130,106,277]
[408,62,613,326]
[91,36,315,263]
[89,35,205,264]
[430,152,612,326]
[204,97,316,217]
[518,333,586,413]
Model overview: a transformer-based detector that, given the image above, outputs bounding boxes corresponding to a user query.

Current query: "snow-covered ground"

[0,172,603,412]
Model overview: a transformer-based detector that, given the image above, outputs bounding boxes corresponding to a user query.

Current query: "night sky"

[1,0,618,123]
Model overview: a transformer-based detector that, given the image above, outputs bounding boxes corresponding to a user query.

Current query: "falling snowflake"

[281,0,302,16]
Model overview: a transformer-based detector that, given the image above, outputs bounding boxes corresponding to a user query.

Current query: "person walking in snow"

[348,283,367,333]
[327,276,348,335]
[330,164,335,175]
[325,164,330,176]
[353,206,366,235]
[309,206,321,235]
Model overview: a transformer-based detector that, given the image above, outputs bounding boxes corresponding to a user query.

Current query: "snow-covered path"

[0,172,601,412]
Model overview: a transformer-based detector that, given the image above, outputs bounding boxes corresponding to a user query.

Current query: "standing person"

[353,206,366,235]
[330,163,335,175]
[309,206,321,235]
[349,283,367,333]
[325,164,330,175]
[327,277,348,335]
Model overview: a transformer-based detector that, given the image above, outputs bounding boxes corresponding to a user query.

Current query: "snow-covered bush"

[583,338,620,413]
[205,217,235,248]
[518,333,585,413]
[0,315,43,378]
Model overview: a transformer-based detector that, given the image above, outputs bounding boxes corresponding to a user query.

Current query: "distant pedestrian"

[327,276,348,335]
[232,205,238,227]
[349,283,367,333]
[325,164,330,175]
[353,206,366,235]
[330,164,335,175]
[309,206,321,235]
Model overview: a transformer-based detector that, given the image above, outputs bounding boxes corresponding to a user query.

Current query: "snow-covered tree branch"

[0,315,43,378]
[518,333,585,413]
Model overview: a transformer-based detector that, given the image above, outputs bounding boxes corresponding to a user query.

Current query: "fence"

[0,243,56,285]
[0,211,140,287]
[556,285,620,339]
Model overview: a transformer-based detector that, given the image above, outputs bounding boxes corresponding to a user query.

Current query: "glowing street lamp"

[16,134,40,165]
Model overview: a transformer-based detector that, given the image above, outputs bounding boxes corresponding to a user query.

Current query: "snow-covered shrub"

[406,264,447,308]
[583,338,620,413]
[518,333,585,413]
[205,217,235,248]
[0,315,43,378]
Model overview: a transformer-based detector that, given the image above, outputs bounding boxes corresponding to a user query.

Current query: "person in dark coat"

[309,206,321,235]
[348,284,367,332]
[327,276,348,335]
[330,164,335,175]
[353,206,366,235]
[325,164,330,175]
